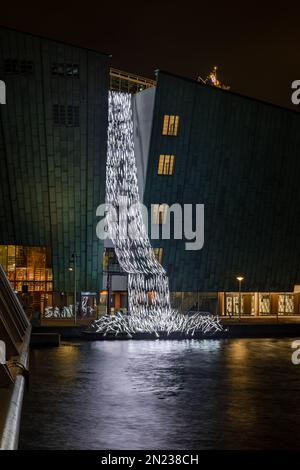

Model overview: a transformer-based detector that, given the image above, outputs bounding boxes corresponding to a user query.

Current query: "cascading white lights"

[90,91,222,338]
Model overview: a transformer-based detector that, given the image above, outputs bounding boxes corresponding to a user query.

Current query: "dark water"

[19,338,300,450]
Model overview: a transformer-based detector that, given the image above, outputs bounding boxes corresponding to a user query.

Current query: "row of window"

[157,115,180,177]
[3,59,34,75]
[153,116,179,264]
[225,292,296,316]
[51,63,79,77]
[53,105,80,127]
[3,59,80,77]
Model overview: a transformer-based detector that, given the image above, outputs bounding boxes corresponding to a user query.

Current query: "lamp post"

[236,276,244,321]
[69,253,78,325]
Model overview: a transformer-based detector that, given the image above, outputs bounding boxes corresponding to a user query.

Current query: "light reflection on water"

[20,338,300,449]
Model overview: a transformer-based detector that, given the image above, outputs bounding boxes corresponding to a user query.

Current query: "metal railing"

[109,67,156,93]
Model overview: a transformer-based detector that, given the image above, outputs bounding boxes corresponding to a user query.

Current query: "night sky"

[1,2,299,110]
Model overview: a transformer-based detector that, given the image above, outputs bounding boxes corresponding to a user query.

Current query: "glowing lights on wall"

[90,91,222,337]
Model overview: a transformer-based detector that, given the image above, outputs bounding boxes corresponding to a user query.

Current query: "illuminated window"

[158,155,175,175]
[278,294,294,314]
[162,115,180,136]
[152,204,168,224]
[153,248,163,264]
[0,245,52,293]
[259,293,270,315]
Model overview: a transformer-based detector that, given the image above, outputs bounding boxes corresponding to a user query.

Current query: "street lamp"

[236,276,244,320]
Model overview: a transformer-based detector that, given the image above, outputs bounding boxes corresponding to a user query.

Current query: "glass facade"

[0,245,99,323]
[2,245,299,320]
[169,291,300,316]
[0,245,53,318]
[170,292,218,314]
[0,245,52,291]
[221,292,298,316]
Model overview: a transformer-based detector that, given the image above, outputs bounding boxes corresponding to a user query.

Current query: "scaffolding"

[109,68,156,94]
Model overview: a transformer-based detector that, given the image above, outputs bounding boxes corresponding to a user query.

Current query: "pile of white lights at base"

[91,91,222,338]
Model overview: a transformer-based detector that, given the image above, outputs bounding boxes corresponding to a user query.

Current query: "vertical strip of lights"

[106,91,171,316]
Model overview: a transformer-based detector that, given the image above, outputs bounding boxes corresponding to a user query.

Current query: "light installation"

[90,91,222,338]
[197,66,230,90]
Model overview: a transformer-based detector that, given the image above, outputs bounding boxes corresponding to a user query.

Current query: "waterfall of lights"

[90,91,222,338]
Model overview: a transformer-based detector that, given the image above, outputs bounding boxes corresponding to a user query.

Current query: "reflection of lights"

[229,340,249,362]
[89,91,223,337]
[60,344,80,356]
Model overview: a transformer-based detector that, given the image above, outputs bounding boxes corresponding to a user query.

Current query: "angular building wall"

[133,87,156,200]
[142,71,300,293]
[0,27,109,293]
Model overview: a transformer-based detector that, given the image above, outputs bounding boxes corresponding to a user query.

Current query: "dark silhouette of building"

[134,70,300,315]
[0,27,109,316]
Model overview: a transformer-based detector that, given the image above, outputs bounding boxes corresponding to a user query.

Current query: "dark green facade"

[143,71,300,292]
[0,27,109,292]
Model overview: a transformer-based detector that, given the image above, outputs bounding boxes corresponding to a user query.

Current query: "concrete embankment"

[222,322,300,338]
[32,319,300,341]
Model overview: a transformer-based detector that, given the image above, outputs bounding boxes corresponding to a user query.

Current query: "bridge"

[0,265,31,449]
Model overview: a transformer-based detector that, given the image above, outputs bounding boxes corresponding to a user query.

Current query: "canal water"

[19,338,300,449]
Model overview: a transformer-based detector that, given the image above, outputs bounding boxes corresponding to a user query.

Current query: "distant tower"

[197,66,230,90]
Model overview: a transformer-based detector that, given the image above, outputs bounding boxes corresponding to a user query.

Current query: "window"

[0,245,52,292]
[53,105,80,127]
[53,105,66,126]
[20,60,34,74]
[158,155,175,175]
[67,105,80,126]
[259,293,270,315]
[51,63,65,76]
[4,59,34,74]
[278,294,294,315]
[153,248,163,264]
[162,115,180,136]
[66,64,79,77]
[152,204,168,224]
[52,63,79,77]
